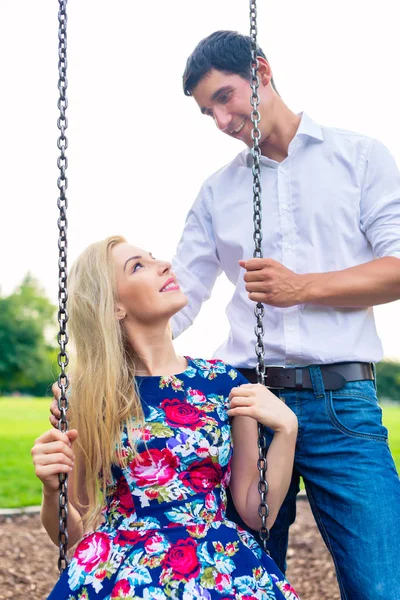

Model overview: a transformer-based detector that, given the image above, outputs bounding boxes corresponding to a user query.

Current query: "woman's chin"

[168,292,188,316]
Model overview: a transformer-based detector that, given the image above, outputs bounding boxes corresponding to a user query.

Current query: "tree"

[0,274,58,395]
[376,360,400,403]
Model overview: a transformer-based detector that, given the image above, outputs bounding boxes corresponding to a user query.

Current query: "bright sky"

[0,0,399,360]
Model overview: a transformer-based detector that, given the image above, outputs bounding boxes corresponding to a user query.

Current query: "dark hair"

[183,30,277,96]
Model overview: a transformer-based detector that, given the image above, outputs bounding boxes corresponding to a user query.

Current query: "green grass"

[0,397,399,508]
[0,397,50,508]
[384,405,400,467]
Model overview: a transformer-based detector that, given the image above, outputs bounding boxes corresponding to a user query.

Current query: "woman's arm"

[31,428,84,547]
[228,384,297,530]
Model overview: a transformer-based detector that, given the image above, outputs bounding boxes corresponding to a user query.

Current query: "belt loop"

[371,362,377,392]
[309,365,325,398]
[295,368,303,389]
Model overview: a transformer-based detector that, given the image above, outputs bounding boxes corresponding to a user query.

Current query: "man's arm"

[301,256,400,307]
[242,139,400,309]
[241,256,400,308]
[171,184,221,337]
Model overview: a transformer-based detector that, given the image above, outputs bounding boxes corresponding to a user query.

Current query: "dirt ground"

[0,499,340,600]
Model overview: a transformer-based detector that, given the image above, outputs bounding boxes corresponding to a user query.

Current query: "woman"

[31,235,300,599]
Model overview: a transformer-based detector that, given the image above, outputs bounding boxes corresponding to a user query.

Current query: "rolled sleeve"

[360,139,400,259]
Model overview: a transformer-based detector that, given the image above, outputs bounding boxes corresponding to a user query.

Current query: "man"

[170,30,400,599]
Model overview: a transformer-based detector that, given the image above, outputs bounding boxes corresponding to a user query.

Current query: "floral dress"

[48,358,300,600]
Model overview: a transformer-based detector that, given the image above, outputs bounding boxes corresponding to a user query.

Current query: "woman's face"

[111,243,187,325]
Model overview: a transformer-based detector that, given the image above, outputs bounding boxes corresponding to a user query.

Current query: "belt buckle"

[265,366,304,390]
[265,366,286,389]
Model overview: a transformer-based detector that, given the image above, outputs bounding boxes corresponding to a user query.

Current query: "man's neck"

[259,103,301,163]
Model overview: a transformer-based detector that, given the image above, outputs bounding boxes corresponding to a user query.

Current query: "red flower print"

[75,532,111,573]
[282,582,298,595]
[215,573,232,592]
[136,427,152,442]
[111,578,131,598]
[186,523,208,537]
[222,465,231,488]
[161,398,206,430]
[130,448,179,487]
[179,458,222,493]
[162,538,200,580]
[186,388,207,404]
[225,542,237,556]
[94,568,107,580]
[114,528,153,547]
[115,477,135,516]
[144,533,164,554]
[205,492,215,510]
[145,488,159,500]
[196,446,210,458]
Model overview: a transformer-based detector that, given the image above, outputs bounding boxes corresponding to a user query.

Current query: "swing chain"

[249,0,270,552]
[57,0,70,573]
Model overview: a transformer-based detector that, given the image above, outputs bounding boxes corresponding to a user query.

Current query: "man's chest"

[210,160,366,273]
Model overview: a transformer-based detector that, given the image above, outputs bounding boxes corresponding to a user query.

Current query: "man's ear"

[256,57,273,87]
[115,303,126,321]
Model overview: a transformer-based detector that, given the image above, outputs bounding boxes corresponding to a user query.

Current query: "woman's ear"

[115,303,126,321]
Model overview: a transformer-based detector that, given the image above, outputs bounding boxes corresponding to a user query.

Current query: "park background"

[0,0,399,511]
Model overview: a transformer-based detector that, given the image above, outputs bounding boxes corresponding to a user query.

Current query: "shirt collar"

[293,112,324,143]
[245,112,324,167]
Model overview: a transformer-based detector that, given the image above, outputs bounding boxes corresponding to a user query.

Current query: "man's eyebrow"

[200,86,233,114]
[211,86,232,102]
[124,255,141,271]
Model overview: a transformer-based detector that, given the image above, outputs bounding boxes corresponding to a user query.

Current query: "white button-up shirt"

[171,113,400,367]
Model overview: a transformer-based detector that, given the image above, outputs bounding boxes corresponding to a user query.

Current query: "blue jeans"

[227,366,400,599]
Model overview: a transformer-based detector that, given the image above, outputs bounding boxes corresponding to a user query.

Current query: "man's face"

[192,68,272,146]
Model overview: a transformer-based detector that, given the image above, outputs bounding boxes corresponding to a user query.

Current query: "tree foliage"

[376,360,400,403]
[0,274,58,396]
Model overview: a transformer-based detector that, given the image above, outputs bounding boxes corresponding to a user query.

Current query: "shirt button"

[282,204,289,210]
[288,326,296,332]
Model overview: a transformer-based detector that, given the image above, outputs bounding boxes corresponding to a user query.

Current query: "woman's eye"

[132,262,143,273]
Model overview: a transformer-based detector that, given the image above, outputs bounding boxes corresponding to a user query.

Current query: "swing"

[54,0,270,573]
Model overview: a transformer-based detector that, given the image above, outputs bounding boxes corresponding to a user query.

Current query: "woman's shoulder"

[187,357,248,386]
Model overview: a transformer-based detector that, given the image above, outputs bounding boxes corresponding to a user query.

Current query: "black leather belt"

[237,362,374,391]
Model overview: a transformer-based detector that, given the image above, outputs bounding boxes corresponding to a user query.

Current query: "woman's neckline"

[134,356,191,379]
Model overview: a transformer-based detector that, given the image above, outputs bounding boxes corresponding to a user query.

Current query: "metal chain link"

[57,0,70,573]
[249,0,270,553]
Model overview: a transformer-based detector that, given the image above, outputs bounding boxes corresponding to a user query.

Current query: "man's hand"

[239,258,306,307]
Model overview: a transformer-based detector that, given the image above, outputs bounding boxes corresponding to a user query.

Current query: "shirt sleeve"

[360,138,400,259]
[170,184,222,338]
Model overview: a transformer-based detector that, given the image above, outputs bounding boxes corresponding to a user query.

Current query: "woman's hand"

[227,383,297,435]
[31,428,78,495]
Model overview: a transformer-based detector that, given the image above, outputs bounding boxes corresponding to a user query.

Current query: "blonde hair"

[68,235,143,529]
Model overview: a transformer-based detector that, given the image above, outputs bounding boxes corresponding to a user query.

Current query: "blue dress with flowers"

[48,358,300,600]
